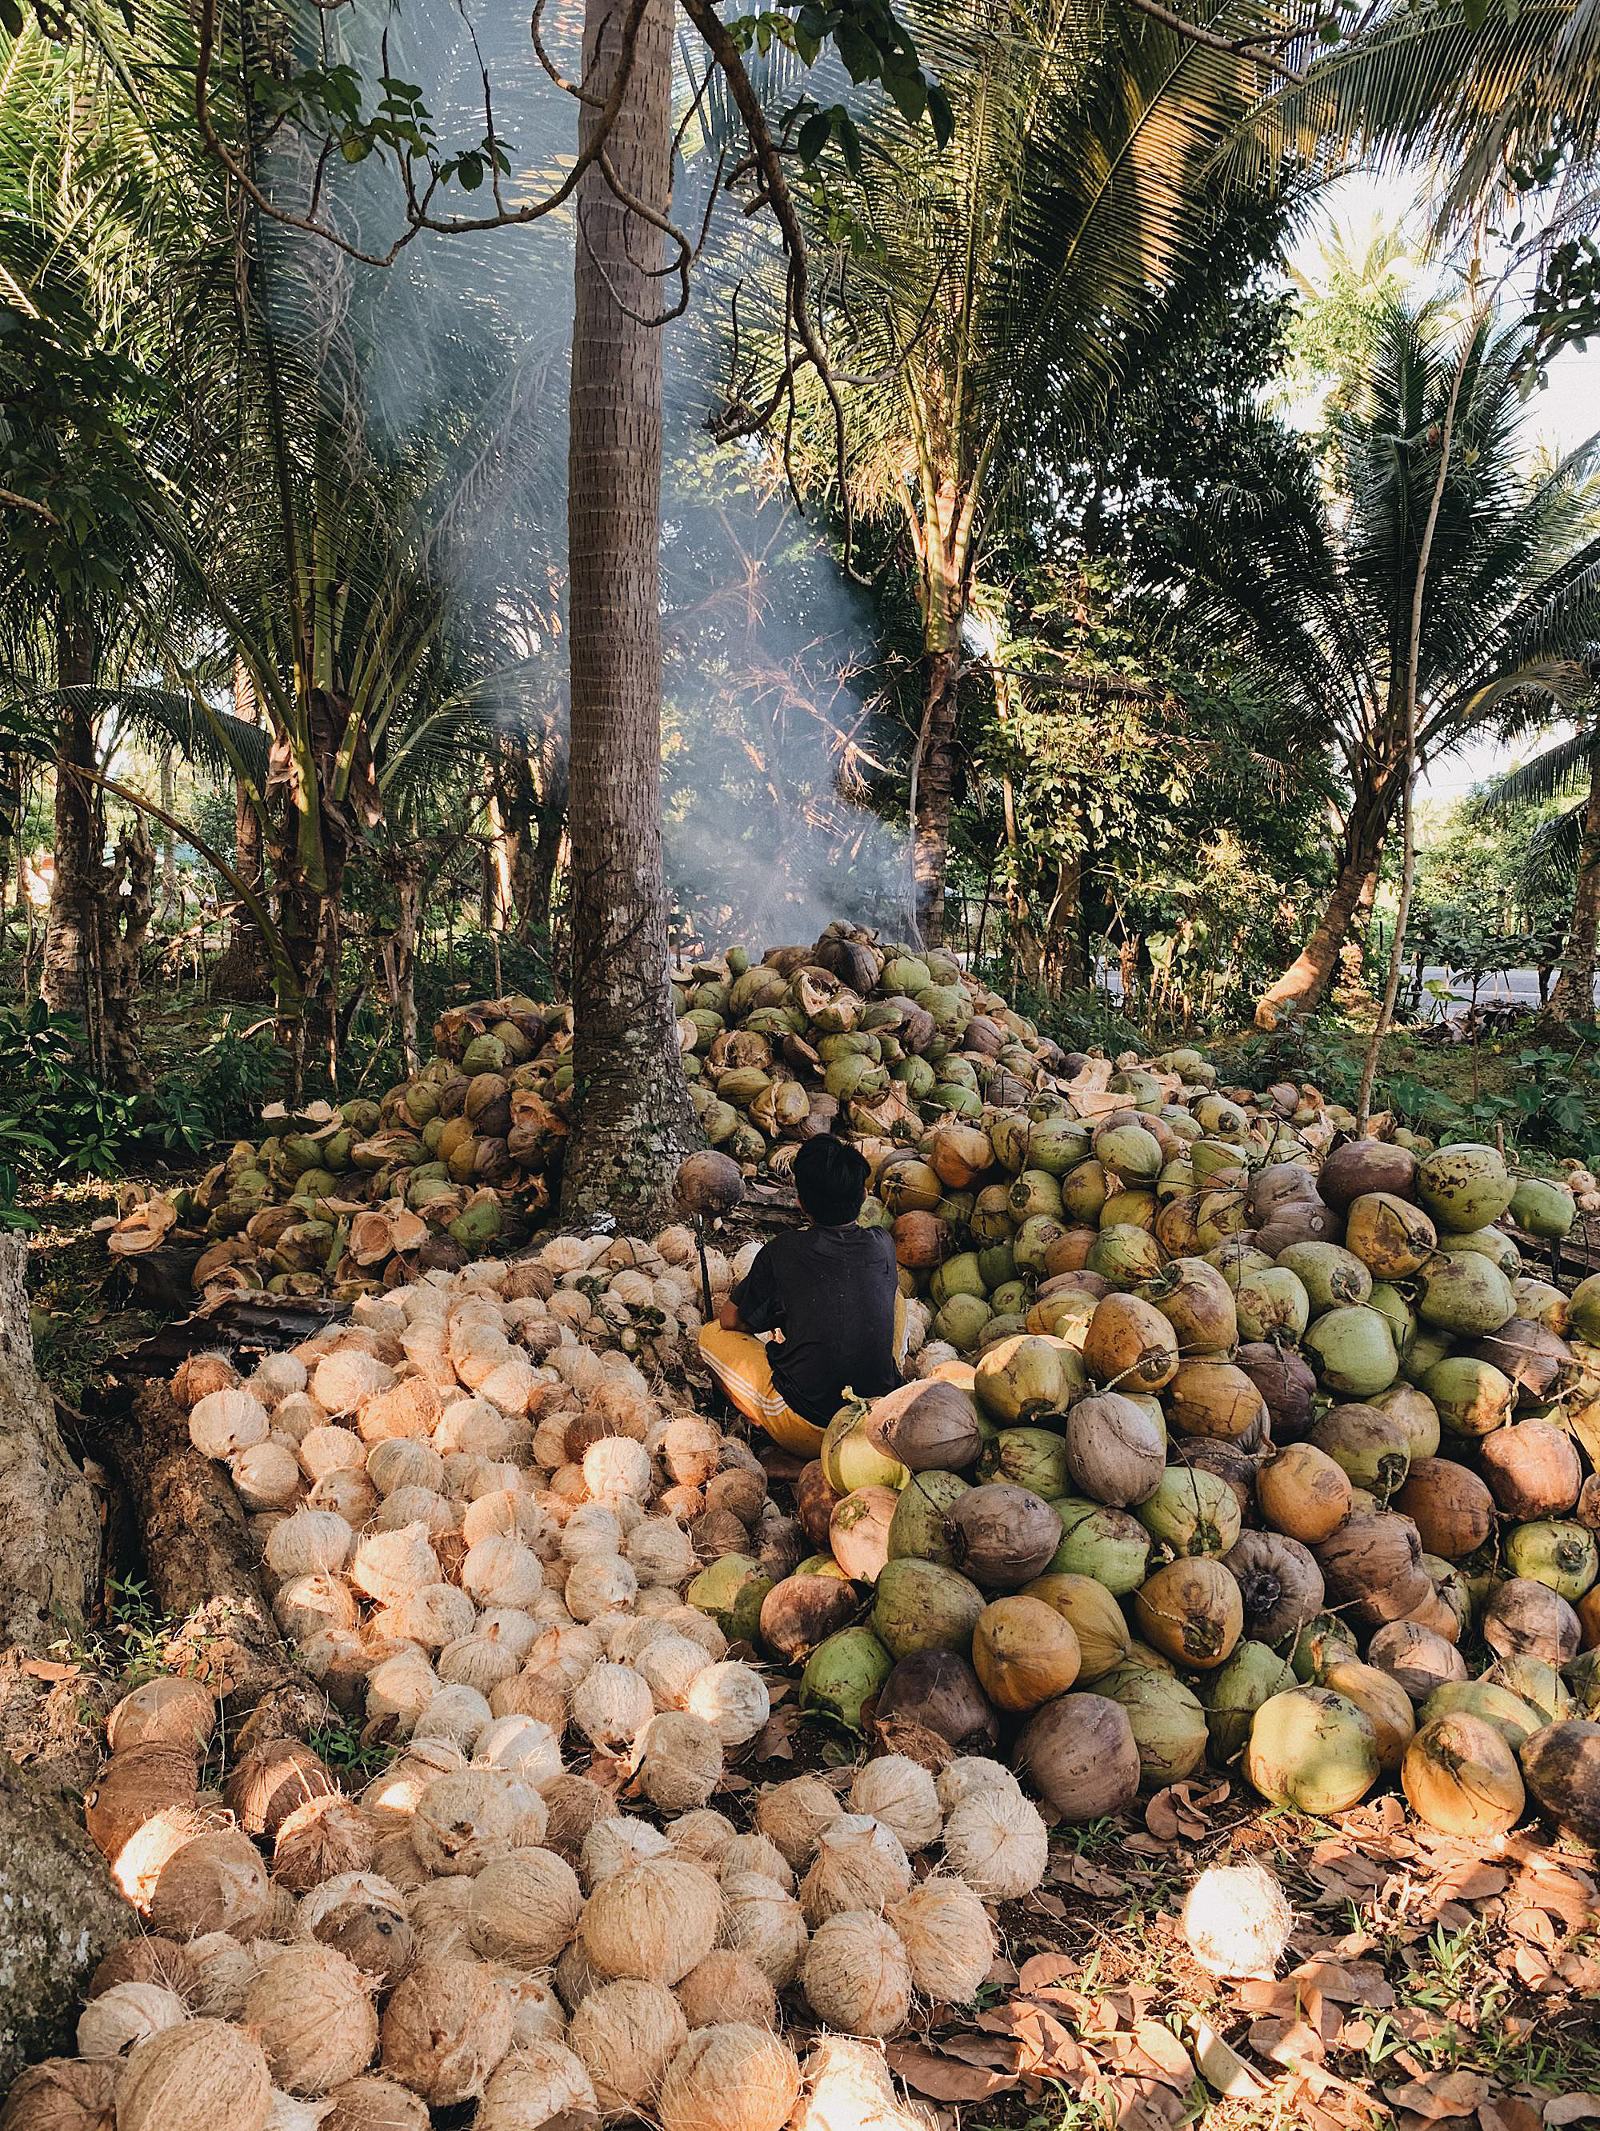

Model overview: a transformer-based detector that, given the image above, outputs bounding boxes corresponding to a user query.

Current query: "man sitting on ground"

[697,1132,904,1456]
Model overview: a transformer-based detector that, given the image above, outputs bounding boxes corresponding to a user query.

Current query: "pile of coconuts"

[744,1120,1600,1849]
[6,1227,1048,2131]
[107,919,1087,1305]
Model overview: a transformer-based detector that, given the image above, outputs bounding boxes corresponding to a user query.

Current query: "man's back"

[731,1223,901,1426]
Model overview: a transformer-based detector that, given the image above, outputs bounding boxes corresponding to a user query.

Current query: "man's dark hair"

[794,1132,871,1225]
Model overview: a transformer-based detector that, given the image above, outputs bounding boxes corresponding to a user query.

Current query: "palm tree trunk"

[559,0,695,1225]
[1041,845,1087,992]
[1255,776,1394,1030]
[41,607,103,1063]
[214,660,270,999]
[911,592,962,947]
[1548,734,1600,1024]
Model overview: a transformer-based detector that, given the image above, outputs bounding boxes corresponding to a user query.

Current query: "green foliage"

[0,1001,278,1209]
[305,1716,396,1781]
[51,1572,174,1689]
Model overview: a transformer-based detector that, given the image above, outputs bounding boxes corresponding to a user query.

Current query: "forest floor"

[13,997,1600,2131]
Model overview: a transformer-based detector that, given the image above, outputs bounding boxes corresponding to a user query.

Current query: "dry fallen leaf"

[1383,2072,1490,2121]
[1544,2101,1600,2127]
[1479,2102,1544,2131]
[885,2044,1019,2103]
[1188,2019,1267,2100]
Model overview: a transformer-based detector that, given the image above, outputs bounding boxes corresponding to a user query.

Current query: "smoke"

[264,0,915,949]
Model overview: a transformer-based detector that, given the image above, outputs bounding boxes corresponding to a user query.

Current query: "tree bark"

[1548,734,1600,1025]
[97,1380,331,1751]
[41,608,101,1054]
[0,1239,98,1657]
[98,821,155,1092]
[912,619,961,948]
[1255,776,1394,1030]
[0,1756,131,2090]
[0,1236,125,2082]
[212,660,271,1000]
[1041,846,1087,993]
[559,0,696,1226]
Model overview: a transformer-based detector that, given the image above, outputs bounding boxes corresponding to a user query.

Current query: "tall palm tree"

[1155,299,1600,1027]
[1482,718,1600,1021]
[783,0,1309,944]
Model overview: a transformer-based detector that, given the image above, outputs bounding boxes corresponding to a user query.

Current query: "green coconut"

[1136,1467,1241,1557]
[1310,1404,1413,1499]
[1046,1499,1151,1593]
[1099,1665,1209,1786]
[1095,1122,1165,1184]
[932,1294,993,1353]
[1013,1214,1071,1275]
[1401,1325,1455,1387]
[1371,1384,1442,1460]
[1291,1612,1361,1683]
[1198,1641,1298,1763]
[1303,1306,1399,1398]
[978,1426,1071,1498]
[1028,1118,1094,1176]
[1086,1225,1165,1289]
[1569,1273,1600,1344]
[1059,1160,1109,1222]
[1243,1686,1381,1812]
[1008,1170,1065,1223]
[1488,1654,1573,1725]
[1416,1142,1515,1233]
[800,1626,894,1730]
[1366,1282,1417,1358]
[1505,1519,1600,1601]
[1419,1679,1545,1747]
[887,1470,971,1564]
[1421,1356,1515,1437]
[688,1554,775,1644]
[973,1335,1076,1424]
[1510,1176,1576,1240]
[872,1558,986,1660]
[1416,1253,1516,1337]
[1234,1266,1311,1343]
[822,1404,908,1497]
[1276,1241,1373,1311]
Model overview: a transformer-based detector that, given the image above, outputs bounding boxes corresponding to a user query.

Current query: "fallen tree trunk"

[0,1239,99,1654]
[0,1756,130,2090]
[103,1380,331,1751]
[0,1235,129,2090]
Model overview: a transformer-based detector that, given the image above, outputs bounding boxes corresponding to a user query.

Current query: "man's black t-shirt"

[731,1223,902,1427]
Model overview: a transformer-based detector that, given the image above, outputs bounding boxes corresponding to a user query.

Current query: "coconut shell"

[863,1379,982,1472]
[1016,1691,1141,1821]
[1521,1719,1600,1842]
[945,1483,1062,1591]
[1394,1459,1495,1560]
[875,1651,998,1751]
[1235,1343,1317,1442]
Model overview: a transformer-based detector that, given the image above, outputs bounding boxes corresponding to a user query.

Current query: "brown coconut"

[379,1957,514,2107]
[579,1856,722,1985]
[115,2020,272,2131]
[658,2023,802,2131]
[1236,1341,1318,1442]
[1256,1444,1352,1544]
[320,2076,431,2131]
[876,1651,999,1750]
[225,1737,339,1840]
[676,1950,779,2030]
[1017,1692,1141,1821]
[0,2059,117,2131]
[1479,1421,1584,1519]
[1394,1459,1495,1561]
[243,1944,379,2097]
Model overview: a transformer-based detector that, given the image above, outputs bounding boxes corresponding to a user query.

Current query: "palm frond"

[1480,728,1598,814]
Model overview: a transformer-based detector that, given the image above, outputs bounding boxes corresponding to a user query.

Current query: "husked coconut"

[848,1756,943,1852]
[580,1857,723,1985]
[718,1871,809,1987]
[753,1776,845,1871]
[941,1786,1048,1898]
[800,1815,912,1924]
[657,2023,802,2131]
[633,1710,724,1810]
[1182,1861,1293,1978]
[802,1912,912,2037]
[467,1847,584,1967]
[243,1945,379,2097]
[116,2019,273,2131]
[76,1981,189,2059]
[676,1950,779,2029]
[473,2040,595,2131]
[409,1768,547,1875]
[379,1957,513,2107]
[890,1873,996,2001]
[569,1979,687,2112]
